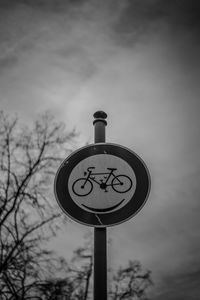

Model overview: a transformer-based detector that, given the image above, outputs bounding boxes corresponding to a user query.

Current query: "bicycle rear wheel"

[112,175,132,193]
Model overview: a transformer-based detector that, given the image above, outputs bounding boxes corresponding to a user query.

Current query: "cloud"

[153,268,200,299]
[0,55,18,72]
[113,0,200,41]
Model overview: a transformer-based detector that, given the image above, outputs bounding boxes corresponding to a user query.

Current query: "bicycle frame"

[84,167,119,187]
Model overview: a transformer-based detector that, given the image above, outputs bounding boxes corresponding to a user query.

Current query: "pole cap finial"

[93,111,107,125]
[93,111,107,119]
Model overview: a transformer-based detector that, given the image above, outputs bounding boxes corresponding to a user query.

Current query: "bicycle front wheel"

[112,175,133,193]
[72,178,93,197]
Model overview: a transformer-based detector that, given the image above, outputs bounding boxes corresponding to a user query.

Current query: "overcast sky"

[1,0,200,298]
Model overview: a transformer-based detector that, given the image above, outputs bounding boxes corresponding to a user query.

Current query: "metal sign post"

[54,111,151,300]
[93,111,107,300]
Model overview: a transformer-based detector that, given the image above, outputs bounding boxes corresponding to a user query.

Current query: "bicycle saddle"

[107,168,117,171]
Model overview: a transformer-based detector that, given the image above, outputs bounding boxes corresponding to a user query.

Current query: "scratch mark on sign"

[95,214,103,225]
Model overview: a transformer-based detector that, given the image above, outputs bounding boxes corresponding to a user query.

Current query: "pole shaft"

[94,121,106,143]
[94,228,107,300]
[93,111,107,300]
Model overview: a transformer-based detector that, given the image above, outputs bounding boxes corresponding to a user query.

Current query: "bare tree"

[34,239,93,300]
[0,111,76,299]
[34,239,152,300]
[110,260,153,300]
[66,237,152,300]
[69,241,93,300]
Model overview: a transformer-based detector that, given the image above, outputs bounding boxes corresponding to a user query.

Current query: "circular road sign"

[54,143,150,227]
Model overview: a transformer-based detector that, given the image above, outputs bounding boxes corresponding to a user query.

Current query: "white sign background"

[68,154,136,214]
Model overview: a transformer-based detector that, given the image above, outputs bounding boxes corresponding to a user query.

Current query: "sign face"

[54,143,150,227]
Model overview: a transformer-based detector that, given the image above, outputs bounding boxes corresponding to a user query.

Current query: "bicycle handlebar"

[87,167,95,171]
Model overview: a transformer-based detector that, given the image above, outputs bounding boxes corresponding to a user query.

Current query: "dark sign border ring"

[54,143,151,227]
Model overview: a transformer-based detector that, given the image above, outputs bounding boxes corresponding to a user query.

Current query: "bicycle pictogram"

[72,167,133,197]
